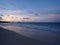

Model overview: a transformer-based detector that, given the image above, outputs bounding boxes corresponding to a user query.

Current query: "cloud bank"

[0,13,60,22]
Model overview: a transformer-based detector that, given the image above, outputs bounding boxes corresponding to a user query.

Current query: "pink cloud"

[48,14,60,17]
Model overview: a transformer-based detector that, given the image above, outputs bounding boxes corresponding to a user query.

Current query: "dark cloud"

[23,17,30,19]
[0,17,3,20]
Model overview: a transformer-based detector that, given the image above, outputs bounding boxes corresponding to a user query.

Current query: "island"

[0,21,10,23]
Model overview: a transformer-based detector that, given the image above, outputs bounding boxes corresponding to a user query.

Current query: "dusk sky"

[0,0,60,22]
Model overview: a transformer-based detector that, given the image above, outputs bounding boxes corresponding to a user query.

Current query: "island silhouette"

[0,21,10,23]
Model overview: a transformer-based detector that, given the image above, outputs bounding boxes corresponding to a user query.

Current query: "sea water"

[0,22,60,32]
[0,22,60,36]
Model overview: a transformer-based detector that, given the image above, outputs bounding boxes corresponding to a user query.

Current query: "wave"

[0,22,60,32]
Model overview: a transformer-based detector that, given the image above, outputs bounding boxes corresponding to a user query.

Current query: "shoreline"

[0,27,42,45]
[0,26,60,45]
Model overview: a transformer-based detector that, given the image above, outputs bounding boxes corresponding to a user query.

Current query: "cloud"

[0,17,3,20]
[0,9,34,16]
[48,14,60,17]
[0,13,60,22]
[0,8,60,22]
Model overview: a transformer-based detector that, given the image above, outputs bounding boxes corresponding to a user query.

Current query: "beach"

[0,0,60,45]
[0,25,60,45]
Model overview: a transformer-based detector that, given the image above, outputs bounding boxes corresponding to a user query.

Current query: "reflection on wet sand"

[0,27,42,45]
[0,26,60,45]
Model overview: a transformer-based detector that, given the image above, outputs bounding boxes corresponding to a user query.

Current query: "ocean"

[0,22,60,31]
[0,22,60,45]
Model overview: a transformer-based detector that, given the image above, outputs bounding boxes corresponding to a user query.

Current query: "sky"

[0,0,60,22]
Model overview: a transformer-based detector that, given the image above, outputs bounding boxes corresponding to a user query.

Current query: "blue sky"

[0,0,60,22]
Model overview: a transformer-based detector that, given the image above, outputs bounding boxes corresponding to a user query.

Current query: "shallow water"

[0,22,60,31]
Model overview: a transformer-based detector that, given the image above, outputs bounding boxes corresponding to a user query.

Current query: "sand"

[0,26,60,45]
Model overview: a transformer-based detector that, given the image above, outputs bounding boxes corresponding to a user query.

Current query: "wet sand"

[0,26,60,45]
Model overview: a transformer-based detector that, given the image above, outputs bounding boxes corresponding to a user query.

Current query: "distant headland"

[0,21,10,23]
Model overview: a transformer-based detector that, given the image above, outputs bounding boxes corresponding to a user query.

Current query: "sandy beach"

[0,26,60,45]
